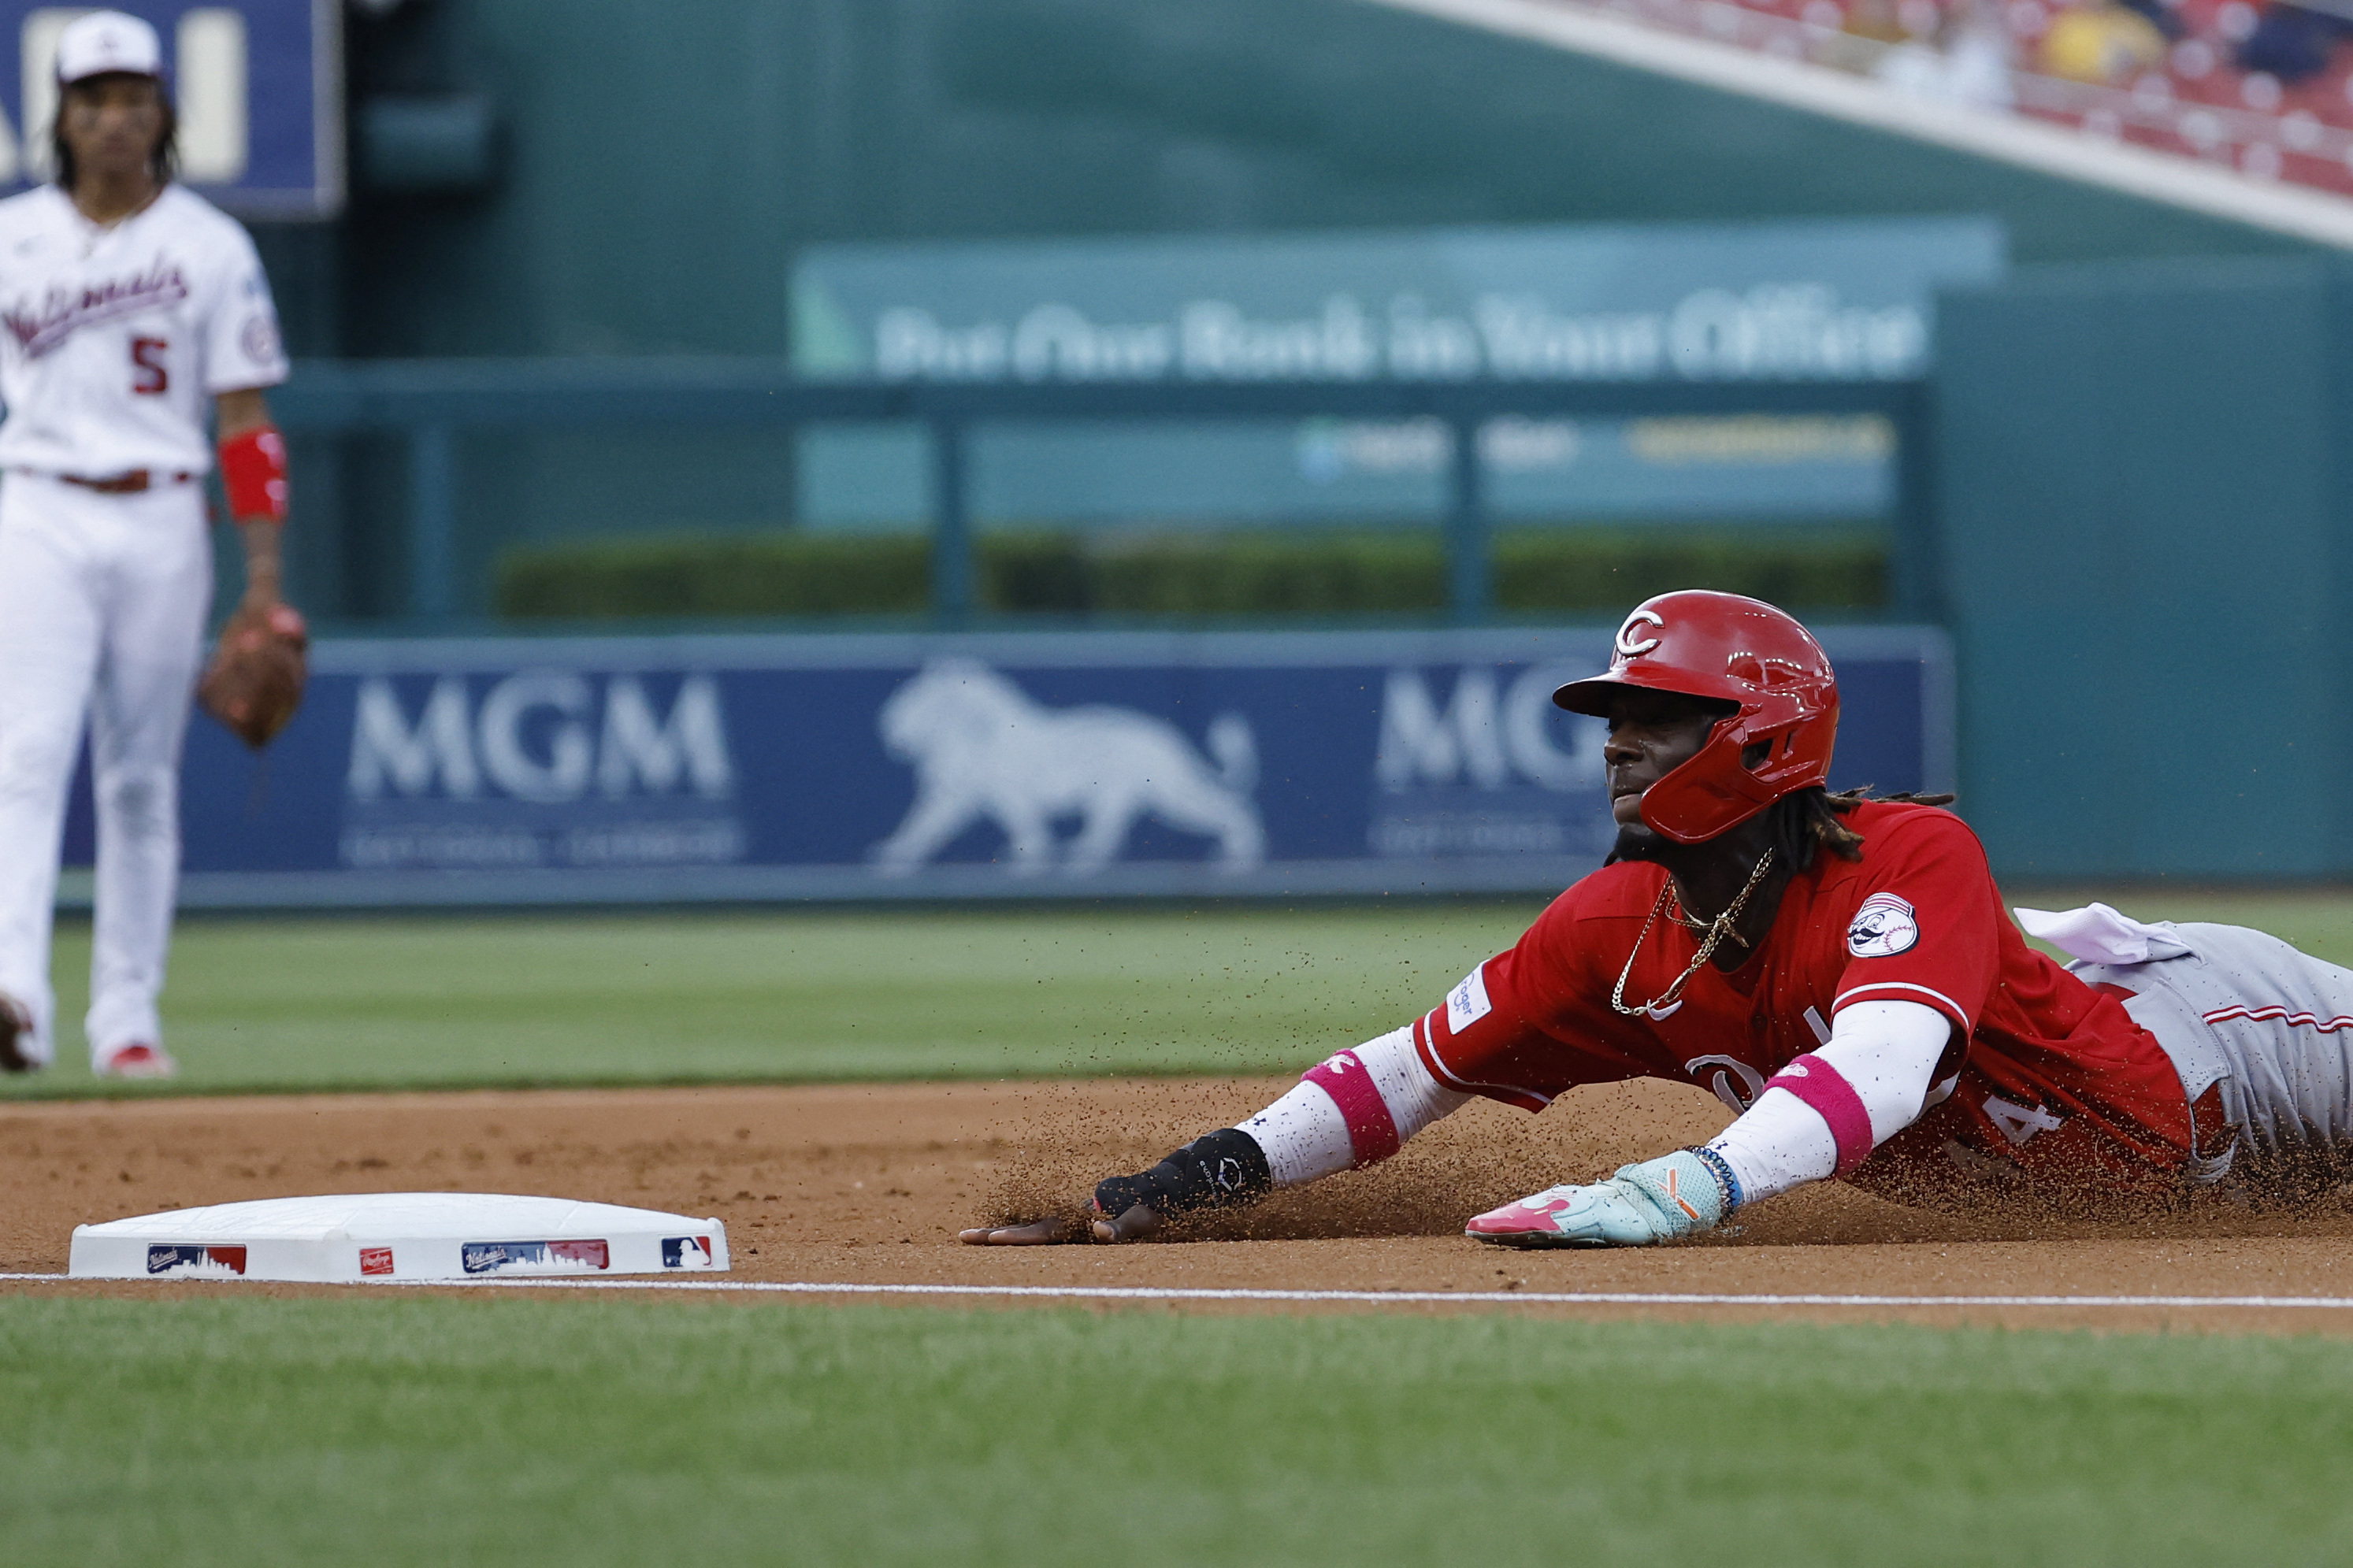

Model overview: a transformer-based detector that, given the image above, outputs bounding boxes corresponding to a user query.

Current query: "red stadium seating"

[1556,0,2353,198]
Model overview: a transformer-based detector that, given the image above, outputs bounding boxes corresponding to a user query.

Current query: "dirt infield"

[8,1077,2353,1333]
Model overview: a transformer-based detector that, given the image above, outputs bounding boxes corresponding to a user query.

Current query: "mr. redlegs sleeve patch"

[1847,893,1920,958]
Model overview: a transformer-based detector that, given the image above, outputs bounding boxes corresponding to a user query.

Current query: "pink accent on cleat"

[1463,1189,1577,1240]
[98,1043,177,1080]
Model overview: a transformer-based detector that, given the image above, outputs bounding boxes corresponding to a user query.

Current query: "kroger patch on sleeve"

[1448,963,1494,1033]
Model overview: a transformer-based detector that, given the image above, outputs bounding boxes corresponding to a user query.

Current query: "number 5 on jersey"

[131,336,168,395]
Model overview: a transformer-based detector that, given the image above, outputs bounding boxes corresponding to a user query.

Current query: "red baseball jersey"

[1414,801,2197,1202]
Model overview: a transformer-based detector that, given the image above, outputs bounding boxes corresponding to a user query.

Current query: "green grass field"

[8,903,1547,1095]
[15,888,2353,1096]
[5,1294,2351,1567]
[17,893,2353,1561]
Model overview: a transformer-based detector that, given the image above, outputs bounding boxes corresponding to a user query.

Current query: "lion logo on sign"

[870,658,1265,876]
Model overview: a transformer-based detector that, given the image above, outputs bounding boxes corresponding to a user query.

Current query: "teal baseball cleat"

[1463,1149,1735,1247]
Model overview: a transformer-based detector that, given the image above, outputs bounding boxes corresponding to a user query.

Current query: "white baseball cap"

[54,11,164,84]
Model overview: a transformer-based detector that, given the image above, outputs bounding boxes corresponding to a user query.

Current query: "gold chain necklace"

[1663,889,1750,947]
[1610,848,1776,1019]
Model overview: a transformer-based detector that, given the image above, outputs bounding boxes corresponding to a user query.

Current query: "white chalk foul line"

[6,1273,2353,1310]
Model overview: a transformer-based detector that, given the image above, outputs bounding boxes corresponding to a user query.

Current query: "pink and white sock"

[1238,1025,1470,1186]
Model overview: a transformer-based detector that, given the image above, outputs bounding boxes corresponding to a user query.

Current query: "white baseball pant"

[0,470,210,1068]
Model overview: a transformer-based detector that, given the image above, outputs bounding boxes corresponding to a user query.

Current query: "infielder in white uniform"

[0,13,294,1080]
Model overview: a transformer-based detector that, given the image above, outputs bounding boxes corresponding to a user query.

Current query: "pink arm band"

[1764,1053,1875,1177]
[1301,1049,1401,1167]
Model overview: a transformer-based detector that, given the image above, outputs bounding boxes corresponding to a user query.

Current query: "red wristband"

[219,424,289,522]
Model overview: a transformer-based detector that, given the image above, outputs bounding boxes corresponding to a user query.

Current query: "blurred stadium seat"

[1539,0,2353,194]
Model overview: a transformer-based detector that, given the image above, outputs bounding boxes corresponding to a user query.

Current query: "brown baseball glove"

[197,601,309,749]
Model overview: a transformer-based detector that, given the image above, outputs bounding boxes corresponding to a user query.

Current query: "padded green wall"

[1938,258,2353,880]
[302,0,2333,621]
[340,0,2312,362]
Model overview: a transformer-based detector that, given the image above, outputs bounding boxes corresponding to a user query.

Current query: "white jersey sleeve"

[197,217,287,395]
[0,184,288,478]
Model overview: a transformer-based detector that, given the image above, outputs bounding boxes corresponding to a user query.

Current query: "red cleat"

[98,1043,178,1080]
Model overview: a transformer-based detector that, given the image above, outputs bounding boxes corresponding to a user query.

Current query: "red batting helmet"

[1552,591,1839,845]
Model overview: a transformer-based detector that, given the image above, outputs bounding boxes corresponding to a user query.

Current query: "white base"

[69,1193,730,1282]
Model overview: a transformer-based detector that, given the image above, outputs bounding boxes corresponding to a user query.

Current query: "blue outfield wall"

[72,628,1951,909]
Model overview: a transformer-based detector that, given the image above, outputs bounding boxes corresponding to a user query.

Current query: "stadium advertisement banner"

[0,1,340,217]
[789,218,2005,528]
[80,628,1952,909]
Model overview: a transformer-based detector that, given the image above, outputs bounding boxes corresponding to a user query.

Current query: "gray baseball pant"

[2070,921,2353,1191]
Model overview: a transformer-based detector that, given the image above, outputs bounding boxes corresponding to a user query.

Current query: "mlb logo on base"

[662,1236,716,1270]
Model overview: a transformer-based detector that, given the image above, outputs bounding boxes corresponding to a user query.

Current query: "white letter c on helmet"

[1615,609,1665,659]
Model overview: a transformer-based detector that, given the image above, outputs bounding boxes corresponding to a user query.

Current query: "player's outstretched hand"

[959,1128,1272,1244]
[958,1203,1163,1245]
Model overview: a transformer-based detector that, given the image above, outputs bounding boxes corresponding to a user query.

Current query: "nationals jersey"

[0,183,288,476]
[1417,801,2200,1201]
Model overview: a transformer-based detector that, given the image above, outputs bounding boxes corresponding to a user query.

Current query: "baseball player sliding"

[0,13,296,1080]
[968,590,2353,1247]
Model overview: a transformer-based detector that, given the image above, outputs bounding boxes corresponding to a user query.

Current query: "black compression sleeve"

[1093,1128,1273,1219]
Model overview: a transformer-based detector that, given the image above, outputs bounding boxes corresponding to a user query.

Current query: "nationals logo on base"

[147,1244,247,1277]
[1847,893,1920,957]
[460,1238,611,1275]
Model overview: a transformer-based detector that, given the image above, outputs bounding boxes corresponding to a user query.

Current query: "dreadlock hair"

[53,76,177,192]
[1765,784,1958,873]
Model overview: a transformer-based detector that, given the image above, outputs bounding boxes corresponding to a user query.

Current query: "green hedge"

[1490,532,1883,615]
[496,535,933,618]
[495,528,1885,620]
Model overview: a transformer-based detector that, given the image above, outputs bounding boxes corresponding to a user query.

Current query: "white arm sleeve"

[1238,1025,1471,1187]
[1705,999,1952,1206]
